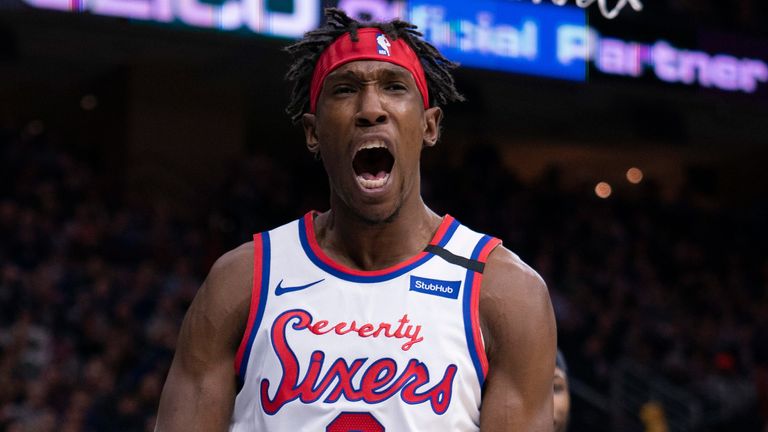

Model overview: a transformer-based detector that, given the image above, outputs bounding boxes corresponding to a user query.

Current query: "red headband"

[309,27,430,113]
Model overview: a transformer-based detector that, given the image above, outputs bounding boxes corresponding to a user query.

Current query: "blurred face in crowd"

[303,60,442,223]
[554,366,570,432]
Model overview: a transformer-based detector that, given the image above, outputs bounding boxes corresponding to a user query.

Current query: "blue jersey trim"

[463,234,494,388]
[438,218,460,247]
[298,217,461,283]
[238,232,271,382]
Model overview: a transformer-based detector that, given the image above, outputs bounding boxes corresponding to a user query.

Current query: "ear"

[422,106,443,148]
[302,113,320,155]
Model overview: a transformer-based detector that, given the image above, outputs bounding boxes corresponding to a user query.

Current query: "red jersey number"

[326,412,385,432]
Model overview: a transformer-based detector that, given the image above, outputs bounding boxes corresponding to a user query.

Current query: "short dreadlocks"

[284,8,465,124]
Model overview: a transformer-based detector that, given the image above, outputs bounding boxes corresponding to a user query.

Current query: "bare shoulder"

[188,241,255,347]
[155,241,254,431]
[480,244,554,357]
[482,245,549,310]
[206,241,254,295]
[477,244,556,430]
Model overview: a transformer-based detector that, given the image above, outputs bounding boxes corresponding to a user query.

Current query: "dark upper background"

[1,1,767,431]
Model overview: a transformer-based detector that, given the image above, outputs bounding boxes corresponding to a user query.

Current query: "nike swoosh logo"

[275,279,324,296]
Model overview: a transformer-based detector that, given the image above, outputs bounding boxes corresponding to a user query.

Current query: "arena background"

[1,0,767,430]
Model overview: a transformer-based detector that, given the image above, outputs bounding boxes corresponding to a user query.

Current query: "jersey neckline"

[298,211,460,283]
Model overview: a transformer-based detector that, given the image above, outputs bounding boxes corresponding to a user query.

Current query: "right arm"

[155,242,253,432]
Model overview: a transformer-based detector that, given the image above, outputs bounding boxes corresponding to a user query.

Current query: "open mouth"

[352,143,394,190]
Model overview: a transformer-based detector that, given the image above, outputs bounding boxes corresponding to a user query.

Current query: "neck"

[313,197,442,272]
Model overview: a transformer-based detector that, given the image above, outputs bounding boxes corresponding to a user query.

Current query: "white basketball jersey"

[230,211,501,431]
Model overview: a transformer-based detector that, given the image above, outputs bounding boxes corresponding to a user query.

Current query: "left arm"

[479,246,557,432]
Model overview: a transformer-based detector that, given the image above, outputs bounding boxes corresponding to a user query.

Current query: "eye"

[385,82,408,92]
[333,85,356,95]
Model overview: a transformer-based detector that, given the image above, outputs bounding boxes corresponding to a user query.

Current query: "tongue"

[361,171,388,181]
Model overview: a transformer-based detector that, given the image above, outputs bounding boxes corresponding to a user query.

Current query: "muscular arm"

[479,246,557,432]
[155,243,253,432]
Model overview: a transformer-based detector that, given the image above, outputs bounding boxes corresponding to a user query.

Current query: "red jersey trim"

[234,232,269,379]
[470,237,502,378]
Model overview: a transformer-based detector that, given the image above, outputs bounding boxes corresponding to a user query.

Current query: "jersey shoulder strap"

[426,219,502,273]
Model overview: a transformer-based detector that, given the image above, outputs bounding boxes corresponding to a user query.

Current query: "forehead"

[325,60,416,82]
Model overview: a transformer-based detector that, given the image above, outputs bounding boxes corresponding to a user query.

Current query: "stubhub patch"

[410,276,461,300]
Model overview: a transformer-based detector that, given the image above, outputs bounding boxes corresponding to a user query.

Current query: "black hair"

[284,8,465,123]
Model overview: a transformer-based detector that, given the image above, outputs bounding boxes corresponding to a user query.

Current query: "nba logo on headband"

[309,28,429,113]
[376,34,391,56]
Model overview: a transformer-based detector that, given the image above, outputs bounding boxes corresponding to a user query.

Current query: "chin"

[353,202,402,225]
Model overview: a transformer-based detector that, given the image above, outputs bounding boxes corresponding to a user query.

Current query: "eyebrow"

[326,66,413,84]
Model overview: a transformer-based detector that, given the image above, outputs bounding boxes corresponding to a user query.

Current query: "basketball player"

[554,350,571,432]
[155,8,556,431]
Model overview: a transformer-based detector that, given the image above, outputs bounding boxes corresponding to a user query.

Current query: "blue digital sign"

[407,0,587,80]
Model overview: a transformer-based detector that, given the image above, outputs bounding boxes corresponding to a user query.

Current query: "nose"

[354,86,388,127]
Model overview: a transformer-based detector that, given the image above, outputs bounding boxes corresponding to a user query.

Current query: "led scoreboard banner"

[15,0,768,94]
[558,26,768,94]
[409,0,586,81]
[20,0,323,38]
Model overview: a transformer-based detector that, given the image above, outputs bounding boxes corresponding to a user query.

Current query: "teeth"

[359,141,387,151]
[357,172,390,189]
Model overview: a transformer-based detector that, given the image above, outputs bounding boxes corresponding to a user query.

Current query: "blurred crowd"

[1,124,766,431]
[423,145,768,430]
[0,125,203,431]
